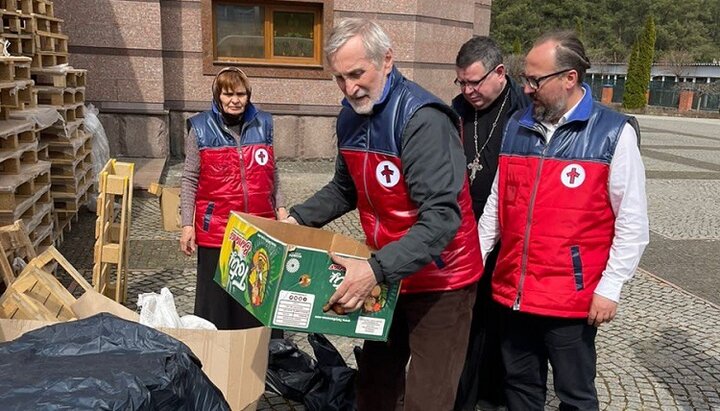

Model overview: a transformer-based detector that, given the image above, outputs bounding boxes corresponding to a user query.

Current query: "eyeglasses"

[519,68,573,90]
[454,65,500,90]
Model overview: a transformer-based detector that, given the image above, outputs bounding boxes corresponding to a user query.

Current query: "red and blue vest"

[494,84,629,318]
[188,102,275,247]
[336,67,482,294]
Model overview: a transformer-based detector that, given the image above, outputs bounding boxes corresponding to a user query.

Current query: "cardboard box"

[215,212,400,341]
[0,290,270,411]
[148,183,182,231]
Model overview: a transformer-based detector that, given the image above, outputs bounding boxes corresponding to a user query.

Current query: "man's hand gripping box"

[215,212,400,341]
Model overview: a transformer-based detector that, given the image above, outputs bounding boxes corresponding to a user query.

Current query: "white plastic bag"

[180,315,217,330]
[137,287,217,330]
[137,287,183,328]
[84,104,110,212]
[11,257,27,276]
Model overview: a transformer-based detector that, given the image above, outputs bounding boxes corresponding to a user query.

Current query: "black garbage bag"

[265,338,321,401]
[304,333,357,411]
[265,334,357,411]
[0,313,229,411]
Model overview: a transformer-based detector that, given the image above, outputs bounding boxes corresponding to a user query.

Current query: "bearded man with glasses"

[478,31,649,410]
[451,36,529,411]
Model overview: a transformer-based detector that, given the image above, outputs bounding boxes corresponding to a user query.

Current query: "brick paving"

[55,115,720,410]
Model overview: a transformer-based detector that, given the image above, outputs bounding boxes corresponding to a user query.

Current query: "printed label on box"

[272,290,315,328]
[355,316,385,336]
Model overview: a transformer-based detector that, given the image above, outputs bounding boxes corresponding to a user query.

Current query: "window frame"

[202,0,334,79]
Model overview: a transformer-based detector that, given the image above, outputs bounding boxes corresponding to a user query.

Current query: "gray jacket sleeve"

[180,128,199,227]
[369,106,464,283]
[289,154,358,227]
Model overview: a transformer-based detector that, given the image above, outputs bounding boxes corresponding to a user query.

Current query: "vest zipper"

[225,123,249,212]
[363,124,380,249]
[514,128,549,311]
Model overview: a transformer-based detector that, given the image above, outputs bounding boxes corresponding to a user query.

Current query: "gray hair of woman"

[324,18,392,68]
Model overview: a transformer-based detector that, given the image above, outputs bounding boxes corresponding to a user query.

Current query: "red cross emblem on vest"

[255,148,269,166]
[561,163,585,188]
[376,160,400,188]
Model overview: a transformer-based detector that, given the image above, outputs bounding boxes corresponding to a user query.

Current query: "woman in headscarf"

[180,67,286,329]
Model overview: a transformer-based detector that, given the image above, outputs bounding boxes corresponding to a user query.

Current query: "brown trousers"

[357,283,477,411]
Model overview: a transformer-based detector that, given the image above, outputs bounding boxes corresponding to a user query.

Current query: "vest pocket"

[202,202,215,231]
[570,245,584,291]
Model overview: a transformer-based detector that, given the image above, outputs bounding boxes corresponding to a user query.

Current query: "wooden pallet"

[46,127,90,161]
[1,0,53,16]
[35,85,84,106]
[31,50,67,68]
[34,29,66,53]
[32,66,85,88]
[27,0,53,16]
[93,159,134,303]
[0,79,35,111]
[29,12,61,34]
[0,158,49,206]
[1,10,22,34]
[38,102,82,122]
[24,196,50,235]
[0,55,30,81]
[0,247,92,321]
[52,168,91,207]
[0,218,35,289]
[0,118,34,150]
[9,106,62,132]
[0,180,50,228]
[0,32,35,56]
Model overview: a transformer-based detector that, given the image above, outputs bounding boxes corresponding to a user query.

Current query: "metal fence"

[587,76,720,112]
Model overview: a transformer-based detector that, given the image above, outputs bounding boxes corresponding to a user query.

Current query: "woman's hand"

[180,226,196,256]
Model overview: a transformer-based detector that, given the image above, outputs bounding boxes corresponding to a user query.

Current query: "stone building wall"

[55,0,492,159]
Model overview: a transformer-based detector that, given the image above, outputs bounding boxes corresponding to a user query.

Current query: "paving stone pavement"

[55,115,720,410]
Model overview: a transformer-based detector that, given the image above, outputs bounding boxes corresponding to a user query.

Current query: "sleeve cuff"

[288,208,305,225]
[368,257,385,283]
[594,276,624,302]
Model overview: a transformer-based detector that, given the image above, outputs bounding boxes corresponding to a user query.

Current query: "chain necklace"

[467,90,509,184]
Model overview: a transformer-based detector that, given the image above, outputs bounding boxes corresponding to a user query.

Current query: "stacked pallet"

[35,68,91,238]
[0,1,35,58]
[0,0,91,243]
[0,56,52,252]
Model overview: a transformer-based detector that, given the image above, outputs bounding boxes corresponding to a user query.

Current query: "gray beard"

[533,96,567,123]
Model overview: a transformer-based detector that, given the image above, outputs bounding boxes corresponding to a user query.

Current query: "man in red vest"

[286,18,482,410]
[479,31,649,410]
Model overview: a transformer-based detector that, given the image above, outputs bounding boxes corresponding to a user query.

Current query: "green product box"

[215,212,400,341]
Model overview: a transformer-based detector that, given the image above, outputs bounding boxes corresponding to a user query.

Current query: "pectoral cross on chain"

[467,157,482,183]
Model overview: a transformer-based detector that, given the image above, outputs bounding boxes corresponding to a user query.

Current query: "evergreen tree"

[639,16,656,88]
[623,40,646,109]
[512,37,523,55]
[623,16,656,109]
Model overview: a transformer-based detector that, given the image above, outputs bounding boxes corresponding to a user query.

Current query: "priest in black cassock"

[451,36,529,411]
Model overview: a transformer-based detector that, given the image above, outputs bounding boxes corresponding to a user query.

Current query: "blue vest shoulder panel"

[502,84,628,164]
[336,67,458,156]
[187,102,273,149]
